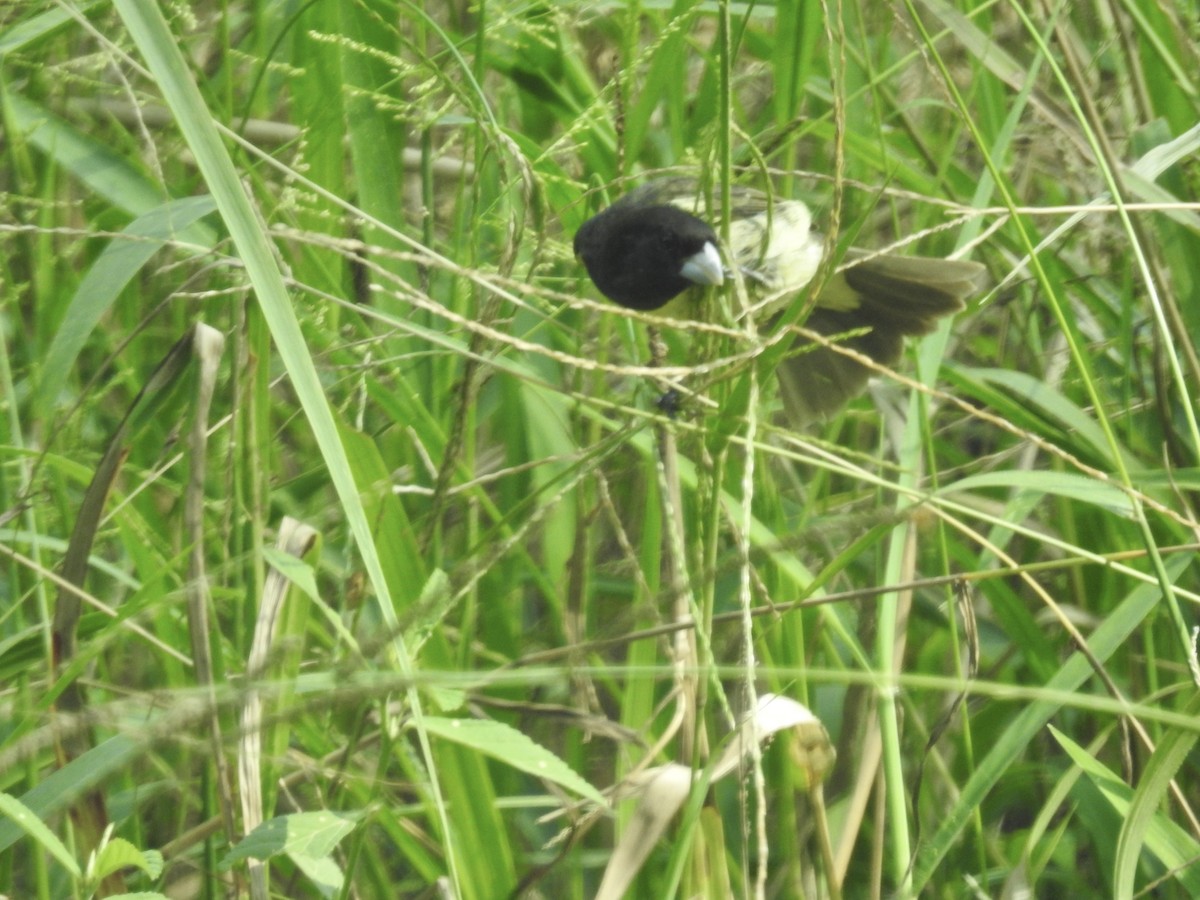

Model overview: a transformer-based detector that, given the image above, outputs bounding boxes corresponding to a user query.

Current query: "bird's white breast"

[727,200,823,296]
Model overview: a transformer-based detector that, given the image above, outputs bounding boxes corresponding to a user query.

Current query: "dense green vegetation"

[2,1,1199,897]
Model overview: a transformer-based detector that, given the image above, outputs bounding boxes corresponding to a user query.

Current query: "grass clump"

[1,1,1199,897]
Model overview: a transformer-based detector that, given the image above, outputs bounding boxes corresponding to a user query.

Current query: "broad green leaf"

[92,837,161,882]
[7,93,217,234]
[1052,726,1200,898]
[941,469,1133,517]
[0,792,81,877]
[968,367,1138,471]
[1117,691,1200,897]
[420,716,605,805]
[912,554,1192,888]
[37,195,219,411]
[220,811,360,870]
[0,737,140,855]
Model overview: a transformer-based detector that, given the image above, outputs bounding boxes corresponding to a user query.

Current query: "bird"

[573,177,986,426]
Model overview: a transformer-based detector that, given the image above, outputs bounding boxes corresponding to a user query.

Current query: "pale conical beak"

[679,241,725,287]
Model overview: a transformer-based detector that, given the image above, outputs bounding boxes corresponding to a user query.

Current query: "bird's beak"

[679,241,725,288]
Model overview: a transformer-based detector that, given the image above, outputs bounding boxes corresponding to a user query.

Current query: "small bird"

[574,177,986,426]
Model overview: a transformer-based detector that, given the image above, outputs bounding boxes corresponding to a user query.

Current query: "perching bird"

[573,177,986,426]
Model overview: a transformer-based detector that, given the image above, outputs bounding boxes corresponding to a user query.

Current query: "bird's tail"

[776,254,986,428]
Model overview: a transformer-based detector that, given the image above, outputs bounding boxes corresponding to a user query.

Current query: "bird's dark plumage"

[573,194,723,311]
[573,177,986,425]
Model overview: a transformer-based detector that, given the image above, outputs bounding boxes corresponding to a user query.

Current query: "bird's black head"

[574,203,723,311]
